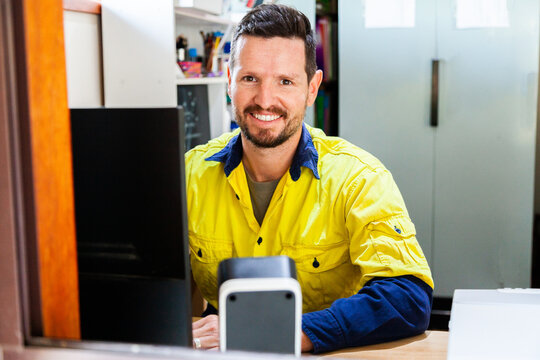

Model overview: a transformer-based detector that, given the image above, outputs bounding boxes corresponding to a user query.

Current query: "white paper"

[456,0,509,29]
[364,0,415,29]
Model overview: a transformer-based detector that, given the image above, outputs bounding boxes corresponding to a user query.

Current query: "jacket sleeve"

[344,166,434,289]
[301,275,433,353]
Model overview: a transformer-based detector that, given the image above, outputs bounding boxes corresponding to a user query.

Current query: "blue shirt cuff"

[302,308,345,353]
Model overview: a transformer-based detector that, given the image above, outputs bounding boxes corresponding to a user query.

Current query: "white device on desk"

[218,256,302,356]
[447,289,540,360]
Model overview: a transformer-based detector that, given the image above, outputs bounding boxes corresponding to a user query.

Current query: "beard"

[233,104,305,148]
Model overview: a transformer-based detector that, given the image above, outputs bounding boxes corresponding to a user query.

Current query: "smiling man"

[186,4,434,354]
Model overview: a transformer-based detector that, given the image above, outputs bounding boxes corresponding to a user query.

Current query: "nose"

[253,81,276,110]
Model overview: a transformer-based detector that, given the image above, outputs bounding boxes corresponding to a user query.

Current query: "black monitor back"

[70,107,191,346]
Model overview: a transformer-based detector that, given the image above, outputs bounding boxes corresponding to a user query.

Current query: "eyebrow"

[278,72,302,80]
[237,69,303,80]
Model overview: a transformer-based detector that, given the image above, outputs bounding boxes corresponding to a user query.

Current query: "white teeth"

[253,113,281,121]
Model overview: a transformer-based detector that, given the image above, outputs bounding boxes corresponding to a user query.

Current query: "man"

[187,4,433,353]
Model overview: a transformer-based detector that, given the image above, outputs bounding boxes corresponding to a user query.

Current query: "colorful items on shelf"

[177,34,230,78]
[315,89,331,134]
[316,16,335,81]
[179,61,202,78]
[201,31,225,73]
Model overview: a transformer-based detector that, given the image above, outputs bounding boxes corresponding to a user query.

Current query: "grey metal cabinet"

[339,0,539,296]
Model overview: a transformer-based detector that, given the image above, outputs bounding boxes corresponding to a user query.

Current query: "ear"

[227,64,232,98]
[306,70,323,107]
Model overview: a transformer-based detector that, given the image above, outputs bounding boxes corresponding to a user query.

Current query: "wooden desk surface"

[320,331,448,360]
[194,317,448,359]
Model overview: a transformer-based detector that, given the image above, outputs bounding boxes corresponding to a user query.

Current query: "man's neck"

[241,130,302,182]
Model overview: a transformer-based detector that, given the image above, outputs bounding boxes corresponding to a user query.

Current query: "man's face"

[228,36,321,148]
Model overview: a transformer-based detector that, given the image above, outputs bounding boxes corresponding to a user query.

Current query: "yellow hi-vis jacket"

[185,124,433,313]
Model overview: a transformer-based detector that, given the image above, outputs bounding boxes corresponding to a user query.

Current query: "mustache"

[243,105,287,118]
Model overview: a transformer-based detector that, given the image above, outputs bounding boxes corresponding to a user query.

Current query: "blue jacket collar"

[205,123,320,181]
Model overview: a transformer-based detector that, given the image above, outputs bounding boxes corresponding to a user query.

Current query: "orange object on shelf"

[179,61,202,78]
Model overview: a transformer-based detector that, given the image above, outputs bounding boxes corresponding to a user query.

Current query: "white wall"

[63,10,103,108]
[101,0,177,108]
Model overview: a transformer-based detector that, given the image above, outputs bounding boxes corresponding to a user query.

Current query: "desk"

[322,331,448,359]
[194,317,448,359]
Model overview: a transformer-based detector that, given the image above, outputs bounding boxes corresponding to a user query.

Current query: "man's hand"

[192,315,219,350]
[301,331,313,352]
[192,315,313,352]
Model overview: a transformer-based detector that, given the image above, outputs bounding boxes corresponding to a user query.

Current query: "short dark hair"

[229,4,317,82]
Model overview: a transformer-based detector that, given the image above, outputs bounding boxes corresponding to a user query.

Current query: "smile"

[252,113,282,122]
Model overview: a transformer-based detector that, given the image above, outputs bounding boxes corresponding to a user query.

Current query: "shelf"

[176,76,228,85]
[174,7,237,26]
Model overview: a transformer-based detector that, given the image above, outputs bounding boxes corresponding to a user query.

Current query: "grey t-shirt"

[245,168,280,226]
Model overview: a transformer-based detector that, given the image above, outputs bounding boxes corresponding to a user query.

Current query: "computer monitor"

[70,107,191,346]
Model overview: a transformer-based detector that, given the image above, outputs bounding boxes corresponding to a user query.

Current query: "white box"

[448,289,540,360]
[177,0,223,15]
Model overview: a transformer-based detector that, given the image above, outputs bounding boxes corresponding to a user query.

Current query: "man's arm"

[301,275,432,353]
[299,164,433,354]
[191,276,432,353]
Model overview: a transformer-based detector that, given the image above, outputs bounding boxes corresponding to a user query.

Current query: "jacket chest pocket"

[282,241,356,312]
[189,233,233,308]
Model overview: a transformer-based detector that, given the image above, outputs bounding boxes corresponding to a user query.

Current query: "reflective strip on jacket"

[185,124,434,313]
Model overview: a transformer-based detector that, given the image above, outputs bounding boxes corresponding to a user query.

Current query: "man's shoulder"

[307,126,385,173]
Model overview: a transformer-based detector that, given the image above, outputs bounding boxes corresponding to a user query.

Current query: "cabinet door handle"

[430,59,439,127]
